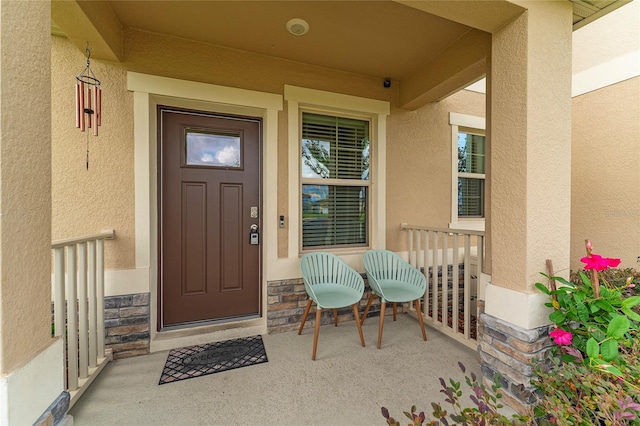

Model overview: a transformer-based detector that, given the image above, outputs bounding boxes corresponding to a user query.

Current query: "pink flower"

[549,328,573,346]
[585,239,593,255]
[580,253,621,271]
[626,277,635,288]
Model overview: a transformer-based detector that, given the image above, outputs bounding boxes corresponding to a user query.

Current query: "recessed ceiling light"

[286,18,309,36]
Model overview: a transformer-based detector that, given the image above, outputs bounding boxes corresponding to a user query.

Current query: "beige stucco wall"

[572,0,639,75]
[53,28,488,266]
[386,89,485,252]
[51,36,135,269]
[0,0,53,374]
[53,29,400,267]
[571,76,640,269]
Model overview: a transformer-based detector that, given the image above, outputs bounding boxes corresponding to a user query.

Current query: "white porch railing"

[401,224,484,350]
[52,230,115,408]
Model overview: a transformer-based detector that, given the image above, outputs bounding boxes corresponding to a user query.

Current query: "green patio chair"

[298,252,366,360]
[362,249,427,349]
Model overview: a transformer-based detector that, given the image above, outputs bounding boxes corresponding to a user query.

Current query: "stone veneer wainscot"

[104,293,150,359]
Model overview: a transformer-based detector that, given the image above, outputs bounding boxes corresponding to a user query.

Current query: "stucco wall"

[571,76,640,269]
[51,36,135,269]
[386,89,485,252]
[58,27,477,265]
[0,0,52,374]
[52,25,487,270]
[572,0,639,75]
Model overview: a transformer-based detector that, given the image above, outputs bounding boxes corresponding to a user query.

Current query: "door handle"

[249,224,259,245]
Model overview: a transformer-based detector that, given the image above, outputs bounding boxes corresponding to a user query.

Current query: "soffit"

[105,0,473,81]
[570,0,632,30]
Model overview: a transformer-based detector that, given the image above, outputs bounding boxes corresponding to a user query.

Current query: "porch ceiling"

[105,0,474,82]
[51,0,628,107]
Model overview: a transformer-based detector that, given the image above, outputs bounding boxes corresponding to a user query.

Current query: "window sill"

[299,247,370,257]
[448,221,485,232]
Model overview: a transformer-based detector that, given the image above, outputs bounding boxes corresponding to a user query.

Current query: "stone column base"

[33,391,71,426]
[478,312,553,414]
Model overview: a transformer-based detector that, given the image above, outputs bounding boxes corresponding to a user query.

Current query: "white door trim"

[128,72,282,350]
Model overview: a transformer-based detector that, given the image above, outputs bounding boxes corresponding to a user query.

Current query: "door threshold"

[151,316,266,353]
[161,314,260,332]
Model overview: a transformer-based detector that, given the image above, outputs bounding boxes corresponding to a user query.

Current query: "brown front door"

[159,107,261,328]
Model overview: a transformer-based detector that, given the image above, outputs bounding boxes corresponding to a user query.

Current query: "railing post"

[415,230,421,270]
[78,242,89,380]
[442,232,448,330]
[96,239,105,357]
[66,245,78,391]
[478,235,485,274]
[53,248,65,338]
[408,229,414,266]
[423,230,430,319]
[431,232,439,326]
[87,240,97,368]
[464,235,471,338]
[452,234,459,335]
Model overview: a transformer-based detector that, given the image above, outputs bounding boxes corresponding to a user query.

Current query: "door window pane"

[185,130,241,168]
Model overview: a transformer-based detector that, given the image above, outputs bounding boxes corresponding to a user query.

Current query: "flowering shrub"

[532,346,640,425]
[533,240,640,424]
[536,242,639,368]
[381,362,531,425]
[381,241,640,425]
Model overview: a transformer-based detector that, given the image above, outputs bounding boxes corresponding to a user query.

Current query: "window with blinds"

[301,112,370,249]
[457,131,485,217]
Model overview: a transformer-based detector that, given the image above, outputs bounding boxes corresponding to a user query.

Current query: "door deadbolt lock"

[249,224,259,245]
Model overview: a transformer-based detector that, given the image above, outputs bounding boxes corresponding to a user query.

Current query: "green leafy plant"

[536,271,640,367]
[532,341,640,425]
[382,241,640,426]
[532,240,640,424]
[381,362,531,425]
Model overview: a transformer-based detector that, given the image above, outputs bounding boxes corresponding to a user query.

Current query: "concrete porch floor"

[69,314,481,425]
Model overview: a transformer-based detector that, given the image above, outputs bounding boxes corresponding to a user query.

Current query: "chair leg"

[415,299,427,341]
[393,302,397,321]
[352,304,365,347]
[312,308,322,360]
[377,301,386,349]
[333,308,339,327]
[361,293,375,326]
[298,299,312,335]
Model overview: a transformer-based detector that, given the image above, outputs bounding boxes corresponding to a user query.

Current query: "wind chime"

[75,44,102,169]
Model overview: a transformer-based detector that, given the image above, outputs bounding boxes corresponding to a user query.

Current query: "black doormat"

[159,335,268,384]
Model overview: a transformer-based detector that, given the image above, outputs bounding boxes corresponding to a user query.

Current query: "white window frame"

[300,111,371,250]
[449,112,486,231]
[285,85,389,256]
